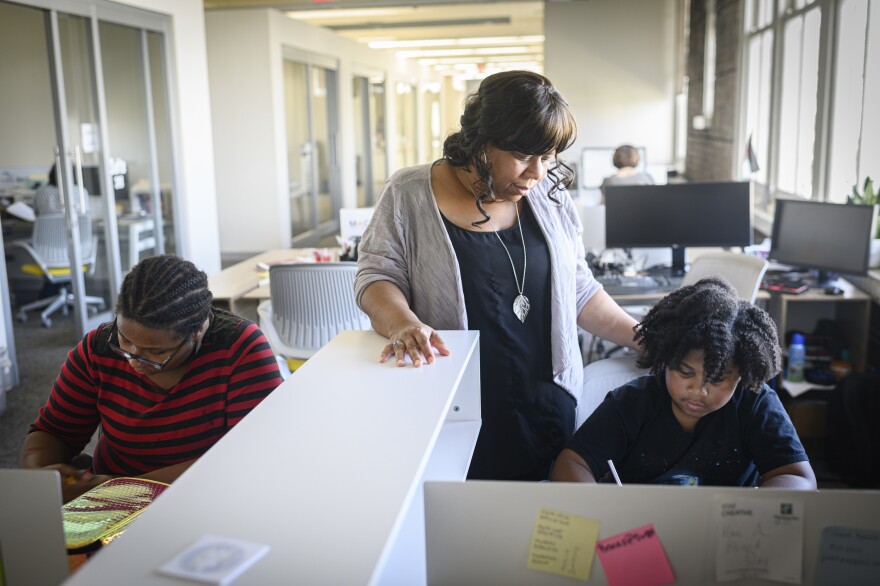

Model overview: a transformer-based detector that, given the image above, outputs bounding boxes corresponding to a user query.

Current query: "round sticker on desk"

[178,542,246,573]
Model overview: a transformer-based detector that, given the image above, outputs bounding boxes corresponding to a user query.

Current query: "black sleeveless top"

[443,201,575,480]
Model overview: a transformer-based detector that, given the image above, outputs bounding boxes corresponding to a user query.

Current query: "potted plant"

[848,177,880,268]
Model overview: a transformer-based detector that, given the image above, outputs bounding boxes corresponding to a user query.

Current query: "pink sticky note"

[595,523,675,586]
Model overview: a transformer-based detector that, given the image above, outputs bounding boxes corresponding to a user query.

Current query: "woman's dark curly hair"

[115,254,213,338]
[441,70,577,225]
[633,277,782,392]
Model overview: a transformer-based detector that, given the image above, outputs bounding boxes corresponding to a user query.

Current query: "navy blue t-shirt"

[565,375,808,486]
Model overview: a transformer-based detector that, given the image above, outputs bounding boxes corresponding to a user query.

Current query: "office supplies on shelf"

[760,275,809,294]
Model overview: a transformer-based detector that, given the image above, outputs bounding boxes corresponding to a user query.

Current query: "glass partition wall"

[285,56,341,244]
[394,81,418,170]
[353,74,389,208]
[0,0,176,340]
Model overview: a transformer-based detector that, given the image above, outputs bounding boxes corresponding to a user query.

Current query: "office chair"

[679,250,769,303]
[577,354,648,430]
[257,262,372,377]
[12,213,105,328]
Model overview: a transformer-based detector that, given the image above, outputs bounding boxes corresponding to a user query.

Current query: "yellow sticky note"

[527,507,600,581]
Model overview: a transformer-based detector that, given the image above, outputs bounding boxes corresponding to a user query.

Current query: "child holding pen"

[551,277,816,489]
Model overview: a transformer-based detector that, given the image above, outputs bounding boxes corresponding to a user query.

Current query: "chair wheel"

[17,312,27,323]
[42,318,52,328]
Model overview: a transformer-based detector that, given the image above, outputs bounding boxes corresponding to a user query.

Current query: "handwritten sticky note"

[814,526,880,586]
[715,496,804,583]
[526,507,600,581]
[596,523,675,586]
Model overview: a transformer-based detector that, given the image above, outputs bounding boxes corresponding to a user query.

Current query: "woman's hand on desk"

[361,281,451,367]
[380,320,450,368]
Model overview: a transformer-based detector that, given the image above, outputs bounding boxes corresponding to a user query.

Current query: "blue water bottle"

[787,333,806,382]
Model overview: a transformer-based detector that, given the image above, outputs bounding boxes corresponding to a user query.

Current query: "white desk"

[426,482,880,585]
[64,330,481,586]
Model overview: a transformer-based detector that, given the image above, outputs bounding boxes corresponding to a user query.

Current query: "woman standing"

[355,71,639,480]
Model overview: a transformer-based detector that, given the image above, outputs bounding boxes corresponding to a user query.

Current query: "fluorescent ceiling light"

[368,35,543,49]
[397,46,533,58]
[419,54,544,66]
[286,8,413,20]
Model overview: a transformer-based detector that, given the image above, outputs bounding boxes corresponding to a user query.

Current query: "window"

[827,0,878,202]
[740,0,876,211]
[776,6,820,198]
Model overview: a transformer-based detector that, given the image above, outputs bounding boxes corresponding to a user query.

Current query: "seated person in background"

[552,277,816,489]
[599,144,653,202]
[34,163,89,215]
[21,254,284,502]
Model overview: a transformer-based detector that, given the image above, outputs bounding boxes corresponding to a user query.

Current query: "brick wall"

[685,0,742,181]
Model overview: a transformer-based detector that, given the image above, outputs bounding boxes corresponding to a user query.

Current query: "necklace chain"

[484,206,527,297]
[459,169,530,322]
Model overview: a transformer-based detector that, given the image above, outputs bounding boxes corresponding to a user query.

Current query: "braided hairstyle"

[634,277,782,392]
[115,254,213,338]
[441,70,577,225]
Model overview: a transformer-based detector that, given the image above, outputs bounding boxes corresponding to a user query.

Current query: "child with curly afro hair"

[552,277,816,489]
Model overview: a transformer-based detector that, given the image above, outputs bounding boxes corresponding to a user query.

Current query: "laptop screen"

[0,469,69,586]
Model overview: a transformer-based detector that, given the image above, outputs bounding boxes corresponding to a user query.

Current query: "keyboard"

[596,273,683,296]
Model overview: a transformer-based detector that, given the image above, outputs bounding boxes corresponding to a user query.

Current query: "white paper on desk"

[714,495,804,583]
[157,534,269,585]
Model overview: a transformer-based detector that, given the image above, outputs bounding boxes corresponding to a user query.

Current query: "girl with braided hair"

[552,277,816,489]
[22,254,283,502]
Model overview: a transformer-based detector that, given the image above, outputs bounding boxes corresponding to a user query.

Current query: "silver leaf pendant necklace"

[460,169,530,323]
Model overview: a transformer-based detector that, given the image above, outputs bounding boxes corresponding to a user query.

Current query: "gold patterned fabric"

[63,477,168,553]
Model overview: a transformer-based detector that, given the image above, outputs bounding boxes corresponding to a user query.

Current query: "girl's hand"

[44,463,113,503]
[380,321,451,367]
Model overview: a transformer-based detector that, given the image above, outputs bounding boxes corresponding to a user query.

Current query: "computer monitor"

[580,146,648,190]
[604,181,753,275]
[770,198,877,286]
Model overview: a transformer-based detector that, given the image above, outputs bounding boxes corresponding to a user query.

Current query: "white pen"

[607,459,623,486]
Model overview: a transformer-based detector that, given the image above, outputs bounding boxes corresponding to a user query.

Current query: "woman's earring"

[481,150,488,166]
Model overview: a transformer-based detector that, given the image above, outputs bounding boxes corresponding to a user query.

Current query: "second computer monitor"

[604,181,753,274]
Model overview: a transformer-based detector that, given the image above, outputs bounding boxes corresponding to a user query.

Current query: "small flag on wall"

[746,133,760,173]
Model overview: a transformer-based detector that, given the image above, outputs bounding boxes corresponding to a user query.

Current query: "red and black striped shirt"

[30,308,283,476]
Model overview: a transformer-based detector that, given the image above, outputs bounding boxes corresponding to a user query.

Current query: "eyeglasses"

[107,319,189,372]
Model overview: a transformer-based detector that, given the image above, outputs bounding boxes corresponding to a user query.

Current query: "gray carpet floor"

[0,312,77,469]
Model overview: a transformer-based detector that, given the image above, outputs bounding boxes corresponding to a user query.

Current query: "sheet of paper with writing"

[526,507,600,581]
[814,526,880,585]
[595,523,675,586]
[714,496,804,583]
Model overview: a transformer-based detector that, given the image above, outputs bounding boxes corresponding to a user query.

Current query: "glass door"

[284,56,341,244]
[369,78,388,200]
[1,1,178,340]
[353,75,371,207]
[99,20,168,273]
[394,81,418,169]
[353,74,388,207]
[50,10,116,335]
